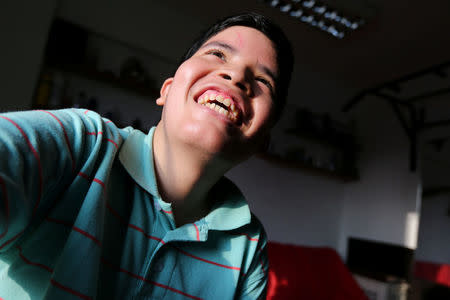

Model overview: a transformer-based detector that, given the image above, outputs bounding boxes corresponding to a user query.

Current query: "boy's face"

[156,25,278,164]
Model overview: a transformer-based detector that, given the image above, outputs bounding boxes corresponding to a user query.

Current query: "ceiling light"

[317,20,327,30]
[313,6,327,14]
[280,3,292,12]
[302,0,315,8]
[340,17,352,27]
[261,0,370,39]
[270,0,280,7]
[351,22,359,30]
[290,9,303,17]
[300,15,314,23]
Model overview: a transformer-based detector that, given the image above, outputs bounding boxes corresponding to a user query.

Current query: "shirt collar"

[204,177,252,231]
[118,127,160,197]
[118,127,251,231]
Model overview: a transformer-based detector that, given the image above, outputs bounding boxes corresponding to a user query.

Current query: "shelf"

[257,153,359,182]
[285,128,358,151]
[46,63,159,99]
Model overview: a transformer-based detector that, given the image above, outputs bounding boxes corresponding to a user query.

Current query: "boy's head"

[180,12,294,123]
[155,13,293,164]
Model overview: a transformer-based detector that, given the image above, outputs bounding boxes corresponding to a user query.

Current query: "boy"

[0,12,293,299]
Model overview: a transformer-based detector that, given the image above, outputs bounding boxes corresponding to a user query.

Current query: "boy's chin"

[179,130,255,161]
[167,117,263,161]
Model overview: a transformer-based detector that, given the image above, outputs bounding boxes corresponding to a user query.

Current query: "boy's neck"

[152,125,231,227]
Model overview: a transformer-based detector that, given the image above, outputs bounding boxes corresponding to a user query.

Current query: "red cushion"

[267,241,368,300]
[415,261,450,287]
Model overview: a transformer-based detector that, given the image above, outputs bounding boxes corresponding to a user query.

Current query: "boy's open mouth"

[197,90,240,123]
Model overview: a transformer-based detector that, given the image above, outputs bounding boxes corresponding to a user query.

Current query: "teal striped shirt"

[0,109,268,299]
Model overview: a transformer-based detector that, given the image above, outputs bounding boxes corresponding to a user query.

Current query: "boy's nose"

[219,68,252,95]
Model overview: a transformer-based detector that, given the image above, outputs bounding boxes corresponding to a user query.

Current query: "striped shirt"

[0,109,268,300]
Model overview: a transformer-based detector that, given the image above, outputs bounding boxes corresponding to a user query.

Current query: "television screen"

[346,237,414,282]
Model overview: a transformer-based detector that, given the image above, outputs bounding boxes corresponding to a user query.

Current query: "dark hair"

[181,12,294,123]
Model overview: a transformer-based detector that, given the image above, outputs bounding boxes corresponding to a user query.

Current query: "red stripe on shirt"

[0,176,9,239]
[175,247,241,272]
[93,178,105,189]
[259,259,267,276]
[50,279,93,300]
[105,201,165,244]
[17,245,53,273]
[0,227,25,250]
[193,223,200,241]
[85,131,117,149]
[77,173,104,190]
[78,171,90,180]
[39,110,76,172]
[46,217,101,246]
[106,138,118,149]
[86,131,103,135]
[230,232,259,242]
[72,227,101,245]
[127,223,165,244]
[257,246,263,254]
[101,258,203,300]
[0,116,43,216]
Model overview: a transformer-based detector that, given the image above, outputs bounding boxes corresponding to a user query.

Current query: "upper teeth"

[198,93,239,121]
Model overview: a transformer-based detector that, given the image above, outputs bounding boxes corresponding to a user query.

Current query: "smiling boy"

[154,25,281,227]
[0,13,293,299]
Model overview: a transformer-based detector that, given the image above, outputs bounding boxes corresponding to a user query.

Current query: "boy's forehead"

[236,31,244,48]
[199,26,278,73]
[202,26,270,47]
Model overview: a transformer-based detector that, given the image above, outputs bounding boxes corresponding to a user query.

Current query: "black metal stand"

[342,61,450,172]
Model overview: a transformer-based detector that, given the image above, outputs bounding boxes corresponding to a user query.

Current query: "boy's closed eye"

[206,49,226,60]
[255,76,274,92]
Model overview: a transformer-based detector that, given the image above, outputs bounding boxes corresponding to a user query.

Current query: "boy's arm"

[0,109,109,252]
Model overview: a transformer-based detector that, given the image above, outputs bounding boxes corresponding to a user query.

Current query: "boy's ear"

[156,77,174,106]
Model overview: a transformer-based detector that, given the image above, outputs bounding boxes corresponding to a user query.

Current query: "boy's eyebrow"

[201,41,237,53]
[201,41,278,83]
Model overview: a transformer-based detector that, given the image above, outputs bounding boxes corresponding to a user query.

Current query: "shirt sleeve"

[0,109,117,252]
[236,230,269,300]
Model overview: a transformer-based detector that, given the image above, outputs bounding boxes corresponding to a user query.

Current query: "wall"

[227,157,345,247]
[415,193,450,264]
[415,148,450,264]
[0,0,57,111]
[405,77,450,264]
[338,97,421,257]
